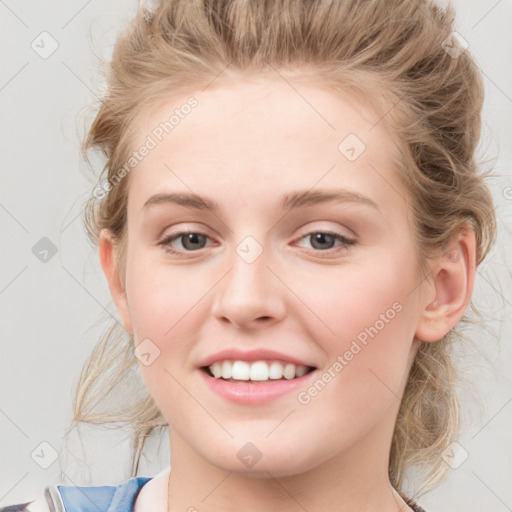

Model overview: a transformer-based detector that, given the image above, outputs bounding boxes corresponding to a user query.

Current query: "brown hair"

[73,0,497,494]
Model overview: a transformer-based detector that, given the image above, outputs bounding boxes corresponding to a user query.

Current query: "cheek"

[299,248,417,339]
[125,269,200,425]
[123,247,227,412]
[124,246,208,341]
[294,249,419,403]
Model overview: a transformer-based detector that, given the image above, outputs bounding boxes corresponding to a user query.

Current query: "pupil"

[184,233,204,250]
[312,233,334,250]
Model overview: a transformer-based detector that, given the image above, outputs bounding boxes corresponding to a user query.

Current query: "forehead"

[126,75,405,215]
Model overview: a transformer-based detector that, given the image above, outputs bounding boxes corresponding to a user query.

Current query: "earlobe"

[98,229,133,336]
[414,225,477,343]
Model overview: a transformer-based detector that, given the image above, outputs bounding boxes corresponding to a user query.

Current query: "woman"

[1,0,497,511]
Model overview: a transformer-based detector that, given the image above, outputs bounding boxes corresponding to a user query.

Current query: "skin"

[99,73,476,512]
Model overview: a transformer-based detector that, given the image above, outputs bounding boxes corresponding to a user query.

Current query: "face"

[108,74,429,477]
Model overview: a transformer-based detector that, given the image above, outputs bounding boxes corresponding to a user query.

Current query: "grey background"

[1,1,511,511]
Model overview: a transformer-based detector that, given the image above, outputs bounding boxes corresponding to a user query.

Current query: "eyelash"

[157,230,356,257]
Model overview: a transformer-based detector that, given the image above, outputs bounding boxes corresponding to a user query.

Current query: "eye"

[158,231,211,255]
[295,230,355,255]
[158,229,355,257]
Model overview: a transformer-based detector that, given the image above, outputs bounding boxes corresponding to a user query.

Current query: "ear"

[98,229,133,336]
[415,224,477,343]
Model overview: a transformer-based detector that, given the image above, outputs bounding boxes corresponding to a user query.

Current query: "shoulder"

[0,477,154,512]
[132,467,170,512]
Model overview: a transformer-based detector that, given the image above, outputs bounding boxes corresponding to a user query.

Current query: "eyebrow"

[142,188,380,213]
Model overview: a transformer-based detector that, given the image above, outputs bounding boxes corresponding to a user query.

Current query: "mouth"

[200,360,317,383]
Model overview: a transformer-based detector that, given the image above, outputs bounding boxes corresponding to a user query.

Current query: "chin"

[214,458,313,479]
[202,439,320,478]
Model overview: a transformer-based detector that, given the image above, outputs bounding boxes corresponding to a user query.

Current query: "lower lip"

[198,368,316,404]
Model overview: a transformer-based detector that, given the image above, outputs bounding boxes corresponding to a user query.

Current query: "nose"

[211,242,286,330]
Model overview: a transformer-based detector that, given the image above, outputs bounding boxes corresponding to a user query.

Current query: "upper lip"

[197,348,316,369]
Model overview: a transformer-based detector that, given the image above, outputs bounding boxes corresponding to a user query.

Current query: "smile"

[202,360,315,382]
[199,360,318,404]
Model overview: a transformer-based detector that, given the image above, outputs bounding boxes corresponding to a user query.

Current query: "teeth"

[269,361,283,379]
[283,363,295,379]
[250,361,269,381]
[210,362,222,378]
[295,365,309,377]
[207,360,311,381]
[232,361,250,380]
[221,360,232,379]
